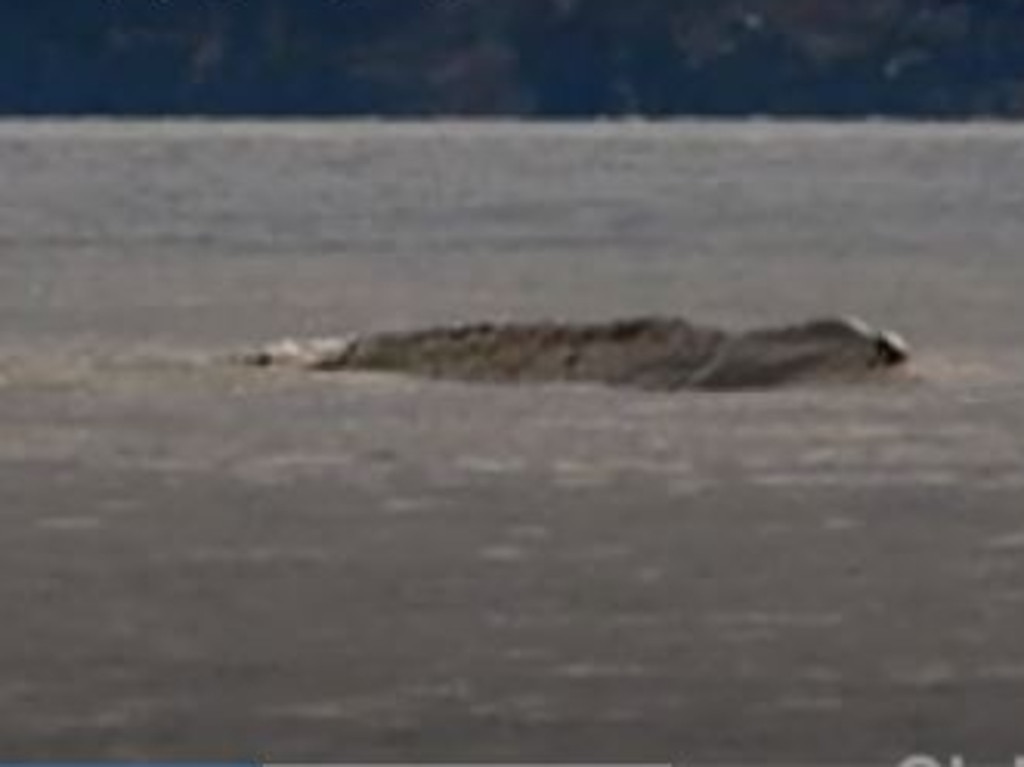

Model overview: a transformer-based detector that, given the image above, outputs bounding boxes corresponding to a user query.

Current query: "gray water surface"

[1,120,1023,762]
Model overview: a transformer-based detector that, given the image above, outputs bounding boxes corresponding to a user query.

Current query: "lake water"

[1,120,1023,761]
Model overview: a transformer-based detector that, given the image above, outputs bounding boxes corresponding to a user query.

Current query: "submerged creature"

[238,315,909,391]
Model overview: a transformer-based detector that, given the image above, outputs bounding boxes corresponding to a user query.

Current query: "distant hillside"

[3,0,1024,117]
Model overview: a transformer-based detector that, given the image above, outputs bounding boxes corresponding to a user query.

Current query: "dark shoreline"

[5,2,1024,119]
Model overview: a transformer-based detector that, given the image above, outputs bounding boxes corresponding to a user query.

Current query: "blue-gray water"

[1,121,1023,762]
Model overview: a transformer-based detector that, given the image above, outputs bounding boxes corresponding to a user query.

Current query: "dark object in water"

[239,315,909,391]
